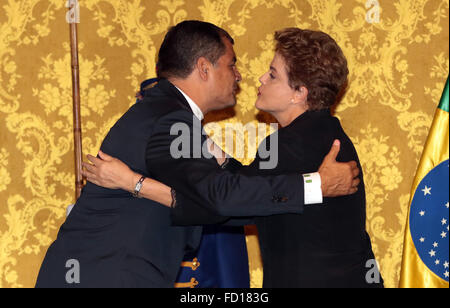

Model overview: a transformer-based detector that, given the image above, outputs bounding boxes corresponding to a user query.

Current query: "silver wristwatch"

[133,176,146,198]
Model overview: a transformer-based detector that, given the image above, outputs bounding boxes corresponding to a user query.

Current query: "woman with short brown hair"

[250,28,382,287]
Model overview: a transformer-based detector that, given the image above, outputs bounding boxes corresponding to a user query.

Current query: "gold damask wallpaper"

[0,0,448,288]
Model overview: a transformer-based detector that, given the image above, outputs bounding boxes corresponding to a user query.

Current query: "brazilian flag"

[400,77,449,288]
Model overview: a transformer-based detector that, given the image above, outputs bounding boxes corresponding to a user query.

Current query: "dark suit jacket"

[35,79,306,288]
[172,109,383,288]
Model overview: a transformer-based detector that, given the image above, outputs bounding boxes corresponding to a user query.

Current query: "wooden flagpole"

[68,0,83,199]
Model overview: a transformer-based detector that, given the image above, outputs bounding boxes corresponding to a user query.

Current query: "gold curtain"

[0,0,448,288]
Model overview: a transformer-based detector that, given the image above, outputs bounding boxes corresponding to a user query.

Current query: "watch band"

[133,176,146,198]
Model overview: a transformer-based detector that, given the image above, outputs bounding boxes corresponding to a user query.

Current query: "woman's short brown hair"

[274,28,349,110]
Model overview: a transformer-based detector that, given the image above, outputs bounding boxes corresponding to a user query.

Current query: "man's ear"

[196,57,211,81]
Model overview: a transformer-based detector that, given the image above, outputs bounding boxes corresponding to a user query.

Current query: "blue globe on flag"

[410,159,449,282]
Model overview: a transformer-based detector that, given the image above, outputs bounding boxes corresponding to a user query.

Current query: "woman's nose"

[259,73,267,85]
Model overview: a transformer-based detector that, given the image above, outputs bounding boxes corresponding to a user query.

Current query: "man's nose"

[235,68,242,82]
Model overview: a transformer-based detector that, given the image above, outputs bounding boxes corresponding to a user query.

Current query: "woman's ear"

[293,86,308,106]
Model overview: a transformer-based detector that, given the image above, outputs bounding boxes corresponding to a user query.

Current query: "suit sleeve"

[169,158,255,226]
[146,109,305,218]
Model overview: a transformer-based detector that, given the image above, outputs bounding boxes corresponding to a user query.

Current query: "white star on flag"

[429,250,436,257]
[444,261,449,269]
[442,218,448,225]
[433,242,439,248]
[446,202,449,209]
[436,260,440,265]
[445,271,449,278]
[420,211,426,216]
[441,231,447,238]
[420,237,426,243]
[422,186,432,196]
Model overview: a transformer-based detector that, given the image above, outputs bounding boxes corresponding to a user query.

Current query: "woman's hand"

[82,151,140,192]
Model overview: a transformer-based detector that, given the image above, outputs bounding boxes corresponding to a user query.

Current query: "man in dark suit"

[136,78,250,288]
[36,20,359,288]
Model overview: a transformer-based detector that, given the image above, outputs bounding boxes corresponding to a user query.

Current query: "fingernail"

[334,140,340,146]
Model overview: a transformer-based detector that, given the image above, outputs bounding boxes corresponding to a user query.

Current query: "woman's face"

[255,53,298,115]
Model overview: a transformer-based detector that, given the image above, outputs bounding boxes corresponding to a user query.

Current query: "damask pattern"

[0,0,448,288]
[0,148,11,192]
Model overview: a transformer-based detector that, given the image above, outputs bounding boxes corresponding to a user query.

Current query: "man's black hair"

[157,20,234,79]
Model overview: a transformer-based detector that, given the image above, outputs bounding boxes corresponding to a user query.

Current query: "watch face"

[134,177,145,195]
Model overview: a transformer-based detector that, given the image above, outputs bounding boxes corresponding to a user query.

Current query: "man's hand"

[206,138,227,166]
[318,140,360,197]
[81,151,140,192]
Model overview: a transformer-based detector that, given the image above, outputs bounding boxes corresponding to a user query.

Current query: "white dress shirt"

[174,86,204,121]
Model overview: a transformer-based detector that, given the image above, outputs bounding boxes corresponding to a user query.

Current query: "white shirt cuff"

[303,172,323,205]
